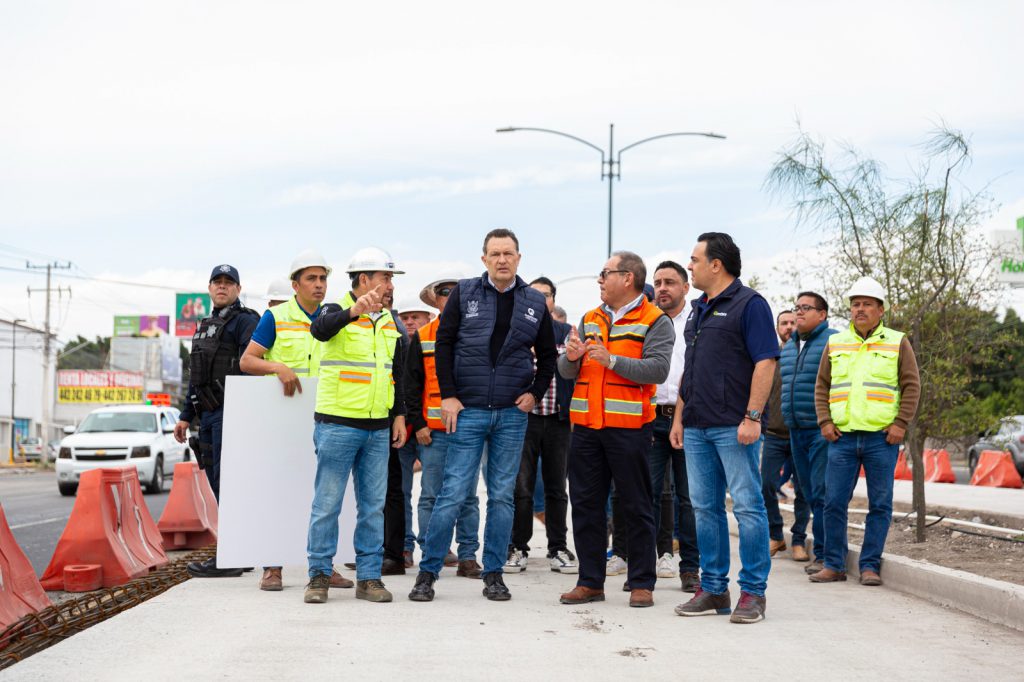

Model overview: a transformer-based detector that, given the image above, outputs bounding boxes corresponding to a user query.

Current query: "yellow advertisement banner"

[58,387,145,403]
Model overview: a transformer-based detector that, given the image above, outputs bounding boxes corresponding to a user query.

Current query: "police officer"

[174,264,260,578]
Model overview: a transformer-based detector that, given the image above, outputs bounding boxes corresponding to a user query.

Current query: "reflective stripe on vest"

[827,323,904,431]
[418,317,444,431]
[264,296,321,374]
[315,292,401,419]
[569,298,663,430]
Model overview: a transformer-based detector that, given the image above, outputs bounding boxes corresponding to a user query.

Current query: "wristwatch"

[608,355,617,370]
[745,409,761,422]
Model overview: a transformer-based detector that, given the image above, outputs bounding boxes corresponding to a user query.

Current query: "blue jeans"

[760,433,809,546]
[417,430,481,560]
[398,441,419,552]
[684,426,771,597]
[823,430,898,573]
[420,407,527,576]
[789,427,829,560]
[307,422,390,580]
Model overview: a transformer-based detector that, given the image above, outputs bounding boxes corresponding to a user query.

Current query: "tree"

[765,126,1011,542]
[57,335,110,370]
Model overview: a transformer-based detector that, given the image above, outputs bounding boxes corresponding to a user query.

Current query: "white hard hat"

[345,247,404,274]
[846,276,887,308]
[289,249,332,280]
[419,271,465,307]
[396,297,437,317]
[265,278,294,301]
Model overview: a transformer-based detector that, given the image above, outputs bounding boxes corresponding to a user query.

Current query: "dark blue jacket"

[681,279,761,429]
[444,274,550,408]
[780,320,836,429]
[551,319,575,421]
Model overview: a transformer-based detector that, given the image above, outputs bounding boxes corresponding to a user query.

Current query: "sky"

[1,0,1023,348]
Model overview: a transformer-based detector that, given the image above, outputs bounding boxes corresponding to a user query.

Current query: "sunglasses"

[598,269,629,280]
[434,286,454,297]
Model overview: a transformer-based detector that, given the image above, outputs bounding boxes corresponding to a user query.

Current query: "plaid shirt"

[533,337,565,416]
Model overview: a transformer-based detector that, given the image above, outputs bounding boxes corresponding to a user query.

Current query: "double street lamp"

[496,124,725,257]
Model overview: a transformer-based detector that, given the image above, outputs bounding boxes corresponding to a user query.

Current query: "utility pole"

[27,261,71,463]
[9,319,25,464]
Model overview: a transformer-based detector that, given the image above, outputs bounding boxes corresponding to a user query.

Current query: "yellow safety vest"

[264,297,321,375]
[315,292,401,419]
[827,322,904,432]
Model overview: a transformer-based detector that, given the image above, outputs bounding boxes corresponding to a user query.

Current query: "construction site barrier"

[157,462,218,549]
[969,450,1023,489]
[0,504,52,629]
[893,450,913,480]
[40,468,169,590]
[62,565,103,593]
[923,449,957,483]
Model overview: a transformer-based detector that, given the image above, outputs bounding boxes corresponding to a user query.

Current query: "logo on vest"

[466,300,480,318]
[525,307,538,323]
[712,311,728,317]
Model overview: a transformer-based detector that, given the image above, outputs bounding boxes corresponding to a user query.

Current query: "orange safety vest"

[569,298,663,429]
[417,317,444,431]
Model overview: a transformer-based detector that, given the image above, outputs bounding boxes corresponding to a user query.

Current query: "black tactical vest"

[188,301,258,412]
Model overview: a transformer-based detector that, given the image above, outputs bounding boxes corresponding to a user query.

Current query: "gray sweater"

[558,313,674,386]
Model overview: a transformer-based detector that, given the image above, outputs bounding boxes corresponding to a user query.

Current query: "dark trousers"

[511,413,570,553]
[198,407,224,501]
[612,481,672,557]
[761,433,810,545]
[569,424,655,590]
[383,444,406,562]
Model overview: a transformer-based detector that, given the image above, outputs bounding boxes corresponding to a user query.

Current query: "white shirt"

[655,302,689,406]
[603,293,645,323]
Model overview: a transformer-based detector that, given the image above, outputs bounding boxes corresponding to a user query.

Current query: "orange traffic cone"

[40,468,168,590]
[157,462,218,549]
[0,503,52,628]
[924,449,956,483]
[969,451,1023,489]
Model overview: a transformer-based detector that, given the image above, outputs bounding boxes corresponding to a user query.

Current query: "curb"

[726,517,1024,632]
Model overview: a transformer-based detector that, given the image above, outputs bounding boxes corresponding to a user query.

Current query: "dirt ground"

[780,500,1024,586]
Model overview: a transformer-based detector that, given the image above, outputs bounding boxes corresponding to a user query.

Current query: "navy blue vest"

[453,274,546,408]
[779,320,836,429]
[681,279,760,428]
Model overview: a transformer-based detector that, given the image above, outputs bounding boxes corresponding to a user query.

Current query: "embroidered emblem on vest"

[467,300,480,318]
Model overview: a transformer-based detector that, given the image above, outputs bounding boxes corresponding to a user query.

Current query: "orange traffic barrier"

[924,449,956,483]
[969,450,1024,489]
[893,450,913,480]
[40,468,168,590]
[0,503,52,628]
[157,462,218,549]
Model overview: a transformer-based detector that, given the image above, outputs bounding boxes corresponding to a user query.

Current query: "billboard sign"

[57,370,145,403]
[175,292,211,337]
[114,315,170,337]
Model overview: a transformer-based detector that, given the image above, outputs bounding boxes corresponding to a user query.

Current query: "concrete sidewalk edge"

[726,517,1024,632]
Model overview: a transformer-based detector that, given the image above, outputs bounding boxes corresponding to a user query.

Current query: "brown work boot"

[259,567,283,591]
[808,567,847,583]
[859,570,883,586]
[679,571,700,593]
[791,543,810,562]
[443,550,459,567]
[304,573,331,604]
[629,588,654,608]
[804,560,824,575]
[675,588,731,616]
[356,579,393,602]
[330,568,354,589]
[559,585,605,605]
[769,539,787,557]
[456,559,483,578]
[534,511,546,525]
[403,550,415,569]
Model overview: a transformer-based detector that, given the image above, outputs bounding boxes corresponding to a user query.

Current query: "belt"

[655,404,675,418]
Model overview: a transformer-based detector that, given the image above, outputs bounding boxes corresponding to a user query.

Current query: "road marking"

[9,516,67,530]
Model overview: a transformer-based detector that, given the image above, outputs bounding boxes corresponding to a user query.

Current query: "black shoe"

[482,572,511,601]
[381,558,406,576]
[622,580,631,592]
[408,571,437,602]
[186,557,244,578]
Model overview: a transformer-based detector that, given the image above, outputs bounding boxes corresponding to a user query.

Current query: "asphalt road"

[1,470,174,575]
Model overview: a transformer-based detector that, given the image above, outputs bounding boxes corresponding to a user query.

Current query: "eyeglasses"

[598,269,629,280]
[793,304,822,313]
[434,286,454,297]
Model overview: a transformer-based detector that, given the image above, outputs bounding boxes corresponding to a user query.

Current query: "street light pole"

[497,123,725,258]
[9,318,24,464]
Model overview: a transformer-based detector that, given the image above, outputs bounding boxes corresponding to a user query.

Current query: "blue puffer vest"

[453,273,547,408]
[779,319,836,429]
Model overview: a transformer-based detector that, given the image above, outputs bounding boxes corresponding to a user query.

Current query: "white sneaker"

[548,549,578,574]
[505,549,528,572]
[657,552,676,578]
[606,554,628,576]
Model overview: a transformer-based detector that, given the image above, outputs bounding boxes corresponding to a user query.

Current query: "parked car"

[55,405,191,496]
[967,415,1024,476]
[17,437,43,461]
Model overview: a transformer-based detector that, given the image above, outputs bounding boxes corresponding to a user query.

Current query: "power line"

[0,264,191,291]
